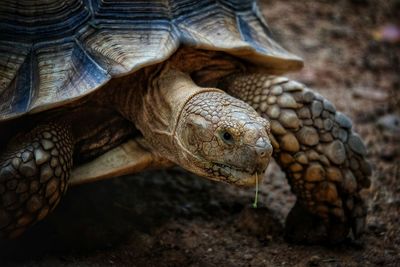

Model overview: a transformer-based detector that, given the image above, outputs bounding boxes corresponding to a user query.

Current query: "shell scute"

[0,0,303,121]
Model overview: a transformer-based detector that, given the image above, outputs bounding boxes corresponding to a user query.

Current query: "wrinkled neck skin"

[117,64,223,170]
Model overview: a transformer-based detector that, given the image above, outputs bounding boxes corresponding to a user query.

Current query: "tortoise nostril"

[255,137,272,158]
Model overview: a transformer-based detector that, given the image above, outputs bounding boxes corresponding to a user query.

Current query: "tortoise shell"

[0,0,303,122]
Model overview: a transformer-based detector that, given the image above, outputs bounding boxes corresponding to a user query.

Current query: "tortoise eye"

[223,132,232,141]
[221,131,234,144]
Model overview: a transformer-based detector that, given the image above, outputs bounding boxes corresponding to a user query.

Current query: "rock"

[305,163,325,182]
[325,140,346,165]
[279,110,300,129]
[296,126,319,146]
[334,112,352,129]
[277,93,298,108]
[280,133,300,152]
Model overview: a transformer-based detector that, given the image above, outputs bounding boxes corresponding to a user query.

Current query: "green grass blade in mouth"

[252,172,259,208]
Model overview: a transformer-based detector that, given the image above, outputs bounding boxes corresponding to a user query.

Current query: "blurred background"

[1,0,399,266]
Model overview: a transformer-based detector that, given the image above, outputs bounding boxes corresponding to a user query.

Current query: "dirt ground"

[1,0,399,266]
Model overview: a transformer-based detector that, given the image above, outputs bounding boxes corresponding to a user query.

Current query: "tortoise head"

[175,91,273,186]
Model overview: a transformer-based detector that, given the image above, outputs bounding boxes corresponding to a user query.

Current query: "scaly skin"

[0,123,73,238]
[109,67,273,186]
[177,91,272,185]
[222,74,372,243]
[0,68,273,238]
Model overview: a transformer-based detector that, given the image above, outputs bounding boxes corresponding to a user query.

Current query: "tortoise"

[0,0,371,243]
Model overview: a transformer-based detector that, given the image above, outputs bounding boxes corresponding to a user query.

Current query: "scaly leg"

[0,123,73,238]
[221,74,371,244]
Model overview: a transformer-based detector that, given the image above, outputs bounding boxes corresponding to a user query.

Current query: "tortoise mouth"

[207,162,266,186]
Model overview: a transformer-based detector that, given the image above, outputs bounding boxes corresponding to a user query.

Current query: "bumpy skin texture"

[222,74,372,243]
[178,91,272,185]
[0,123,73,238]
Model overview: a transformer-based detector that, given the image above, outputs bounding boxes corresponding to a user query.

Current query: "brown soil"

[1,0,399,266]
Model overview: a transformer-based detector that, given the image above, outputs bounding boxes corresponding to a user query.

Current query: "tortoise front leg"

[0,123,73,238]
[222,74,371,244]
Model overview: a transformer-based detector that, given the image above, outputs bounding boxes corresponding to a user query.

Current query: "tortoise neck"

[112,65,222,160]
